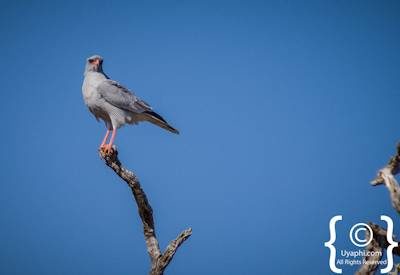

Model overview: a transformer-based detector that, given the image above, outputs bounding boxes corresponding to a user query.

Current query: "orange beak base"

[93,59,100,69]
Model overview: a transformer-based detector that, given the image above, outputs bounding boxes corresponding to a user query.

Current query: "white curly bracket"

[325,215,343,274]
[380,215,398,274]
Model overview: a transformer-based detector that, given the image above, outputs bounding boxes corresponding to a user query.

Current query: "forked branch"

[100,148,192,275]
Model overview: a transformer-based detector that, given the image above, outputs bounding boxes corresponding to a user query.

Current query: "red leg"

[105,128,117,153]
[100,130,110,149]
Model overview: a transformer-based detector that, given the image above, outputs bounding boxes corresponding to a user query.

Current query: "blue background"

[0,1,399,274]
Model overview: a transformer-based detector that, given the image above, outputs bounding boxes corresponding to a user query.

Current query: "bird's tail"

[143,111,179,134]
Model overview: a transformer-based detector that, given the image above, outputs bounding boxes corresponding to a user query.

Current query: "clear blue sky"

[0,1,399,274]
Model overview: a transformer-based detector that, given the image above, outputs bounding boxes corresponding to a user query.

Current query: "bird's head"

[85,55,104,74]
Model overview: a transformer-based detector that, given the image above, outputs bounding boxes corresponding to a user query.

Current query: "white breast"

[82,72,106,105]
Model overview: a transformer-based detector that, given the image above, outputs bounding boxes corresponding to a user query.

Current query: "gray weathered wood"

[357,142,400,274]
[100,148,192,275]
[371,143,400,213]
[356,223,400,275]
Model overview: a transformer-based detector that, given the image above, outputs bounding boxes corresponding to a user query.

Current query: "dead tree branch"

[356,223,384,275]
[371,142,400,213]
[99,148,192,275]
[357,142,400,274]
[371,143,400,186]
[357,223,400,275]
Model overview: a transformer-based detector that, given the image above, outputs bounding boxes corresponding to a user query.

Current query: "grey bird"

[82,55,179,153]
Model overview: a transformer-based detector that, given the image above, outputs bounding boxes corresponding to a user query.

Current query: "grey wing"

[97,79,152,113]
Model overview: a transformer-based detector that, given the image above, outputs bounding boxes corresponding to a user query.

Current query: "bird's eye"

[88,59,94,63]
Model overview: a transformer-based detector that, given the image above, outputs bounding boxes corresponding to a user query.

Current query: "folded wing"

[97,79,152,113]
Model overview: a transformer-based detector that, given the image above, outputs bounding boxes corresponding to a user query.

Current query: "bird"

[82,55,179,154]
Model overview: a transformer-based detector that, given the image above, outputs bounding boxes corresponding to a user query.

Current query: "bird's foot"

[99,144,114,156]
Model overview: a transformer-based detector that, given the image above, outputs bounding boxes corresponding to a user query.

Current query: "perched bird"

[82,55,179,153]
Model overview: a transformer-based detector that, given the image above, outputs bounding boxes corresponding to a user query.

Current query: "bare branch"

[372,143,400,185]
[100,148,192,274]
[358,142,400,274]
[150,228,192,275]
[160,228,193,268]
[356,224,383,275]
[371,143,400,213]
[381,168,400,213]
[356,223,400,275]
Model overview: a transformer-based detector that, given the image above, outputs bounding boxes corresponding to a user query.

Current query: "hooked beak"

[93,59,100,70]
